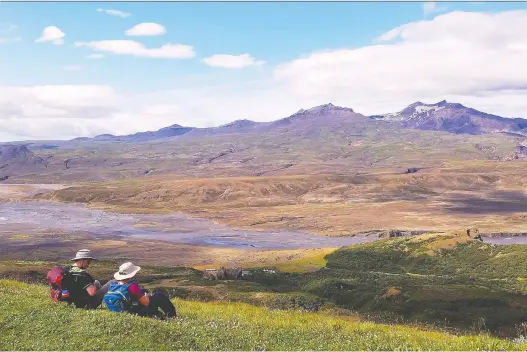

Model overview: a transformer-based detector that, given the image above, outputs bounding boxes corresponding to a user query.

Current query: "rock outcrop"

[203,267,243,280]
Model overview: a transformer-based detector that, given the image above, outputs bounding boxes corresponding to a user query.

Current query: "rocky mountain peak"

[290,103,355,118]
[371,100,527,135]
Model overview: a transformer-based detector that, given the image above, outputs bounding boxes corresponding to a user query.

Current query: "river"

[0,202,378,249]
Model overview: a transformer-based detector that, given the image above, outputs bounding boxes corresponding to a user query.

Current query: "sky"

[1,1,527,141]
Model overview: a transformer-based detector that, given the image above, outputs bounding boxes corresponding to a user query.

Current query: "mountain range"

[59,101,527,145]
[1,100,526,183]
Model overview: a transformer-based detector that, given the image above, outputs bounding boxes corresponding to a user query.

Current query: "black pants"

[130,292,177,318]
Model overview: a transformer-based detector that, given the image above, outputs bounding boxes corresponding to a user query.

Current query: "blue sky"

[0,2,416,90]
[1,2,527,140]
[1,1,523,91]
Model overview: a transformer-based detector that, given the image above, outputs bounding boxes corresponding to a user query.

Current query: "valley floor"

[50,162,527,236]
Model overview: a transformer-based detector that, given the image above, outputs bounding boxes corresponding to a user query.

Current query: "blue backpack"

[103,281,135,312]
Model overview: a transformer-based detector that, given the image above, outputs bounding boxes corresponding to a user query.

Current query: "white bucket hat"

[114,262,141,281]
[71,249,96,261]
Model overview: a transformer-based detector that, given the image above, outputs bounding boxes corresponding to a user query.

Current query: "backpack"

[103,281,134,312]
[46,266,71,303]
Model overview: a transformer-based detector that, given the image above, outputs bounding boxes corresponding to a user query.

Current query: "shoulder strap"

[108,282,134,302]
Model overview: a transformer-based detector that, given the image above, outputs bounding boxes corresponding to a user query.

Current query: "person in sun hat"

[103,261,177,319]
[64,249,113,309]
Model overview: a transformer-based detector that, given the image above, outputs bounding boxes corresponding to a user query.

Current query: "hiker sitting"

[65,249,113,309]
[103,262,177,319]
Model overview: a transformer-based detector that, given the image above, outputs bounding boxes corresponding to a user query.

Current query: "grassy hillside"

[1,279,525,351]
[4,234,527,338]
[248,234,527,337]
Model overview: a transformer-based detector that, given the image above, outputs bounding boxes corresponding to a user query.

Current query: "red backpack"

[46,266,71,303]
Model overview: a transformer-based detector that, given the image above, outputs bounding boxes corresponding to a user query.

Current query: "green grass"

[1,280,526,351]
[326,234,527,280]
[4,235,527,338]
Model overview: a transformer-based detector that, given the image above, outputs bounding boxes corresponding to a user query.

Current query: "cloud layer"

[274,10,527,114]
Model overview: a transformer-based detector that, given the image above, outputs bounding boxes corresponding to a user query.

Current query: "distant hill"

[183,119,262,137]
[371,100,527,135]
[0,145,48,180]
[91,124,195,143]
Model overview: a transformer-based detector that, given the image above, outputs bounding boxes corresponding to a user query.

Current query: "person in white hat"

[103,262,176,318]
[63,249,113,309]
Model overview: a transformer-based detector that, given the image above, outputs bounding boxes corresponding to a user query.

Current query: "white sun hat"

[114,262,141,281]
[71,249,96,261]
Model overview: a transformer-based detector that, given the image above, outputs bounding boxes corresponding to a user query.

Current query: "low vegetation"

[1,279,526,351]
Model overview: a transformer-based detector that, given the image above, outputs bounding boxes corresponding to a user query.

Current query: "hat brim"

[114,267,141,281]
[70,256,96,261]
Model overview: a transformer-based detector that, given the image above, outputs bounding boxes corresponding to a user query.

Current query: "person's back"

[104,280,138,312]
[62,249,113,309]
[64,263,97,308]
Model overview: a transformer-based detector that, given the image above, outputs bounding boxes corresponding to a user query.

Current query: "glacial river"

[0,202,379,249]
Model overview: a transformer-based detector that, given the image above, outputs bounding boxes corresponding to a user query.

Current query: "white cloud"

[35,26,65,45]
[274,10,527,114]
[88,53,104,59]
[3,10,527,141]
[202,54,266,69]
[0,85,122,140]
[62,65,83,71]
[97,8,131,18]
[75,40,195,59]
[125,22,166,36]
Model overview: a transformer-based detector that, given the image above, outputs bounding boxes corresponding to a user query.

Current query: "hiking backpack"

[46,266,71,303]
[103,281,134,312]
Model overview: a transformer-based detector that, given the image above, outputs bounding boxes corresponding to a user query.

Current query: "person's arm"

[129,283,150,306]
[138,295,150,306]
[86,285,97,296]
